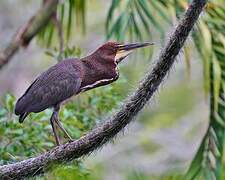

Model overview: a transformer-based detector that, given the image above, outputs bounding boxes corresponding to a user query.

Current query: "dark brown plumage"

[15,41,153,145]
[15,59,82,121]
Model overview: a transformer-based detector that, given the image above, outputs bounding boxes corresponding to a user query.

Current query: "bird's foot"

[67,138,75,143]
[56,141,61,146]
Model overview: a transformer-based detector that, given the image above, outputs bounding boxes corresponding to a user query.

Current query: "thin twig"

[0,0,207,179]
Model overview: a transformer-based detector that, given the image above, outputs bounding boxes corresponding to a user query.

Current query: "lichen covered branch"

[0,0,207,179]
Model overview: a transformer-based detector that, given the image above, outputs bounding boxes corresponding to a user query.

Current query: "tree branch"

[0,0,58,70]
[0,0,207,179]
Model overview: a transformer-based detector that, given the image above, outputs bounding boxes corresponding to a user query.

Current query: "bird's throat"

[80,59,119,92]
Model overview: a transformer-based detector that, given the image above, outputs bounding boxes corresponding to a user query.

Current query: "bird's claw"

[68,138,75,143]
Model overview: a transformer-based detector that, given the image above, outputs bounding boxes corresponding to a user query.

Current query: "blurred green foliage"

[141,82,196,129]
[106,0,170,42]
[106,0,225,179]
[38,0,86,47]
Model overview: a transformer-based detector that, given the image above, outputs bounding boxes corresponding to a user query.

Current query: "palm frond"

[106,0,171,42]
[184,1,225,179]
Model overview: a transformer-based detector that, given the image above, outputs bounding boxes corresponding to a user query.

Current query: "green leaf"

[212,55,222,112]
[184,136,206,180]
[150,0,171,24]
[106,0,120,33]
[137,0,164,37]
[135,1,151,35]
[183,45,191,78]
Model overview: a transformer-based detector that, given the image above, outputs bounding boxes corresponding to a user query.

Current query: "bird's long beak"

[115,42,154,63]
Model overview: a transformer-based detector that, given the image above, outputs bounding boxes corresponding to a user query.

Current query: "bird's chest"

[80,63,119,92]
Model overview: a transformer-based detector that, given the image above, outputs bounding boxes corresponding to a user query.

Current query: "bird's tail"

[18,112,29,123]
[15,97,29,123]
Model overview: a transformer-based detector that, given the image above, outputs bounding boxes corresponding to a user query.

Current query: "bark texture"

[0,0,58,70]
[0,0,207,179]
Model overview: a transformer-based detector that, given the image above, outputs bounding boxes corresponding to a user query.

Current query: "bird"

[15,42,153,145]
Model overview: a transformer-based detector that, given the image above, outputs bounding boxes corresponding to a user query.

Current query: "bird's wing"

[15,60,82,114]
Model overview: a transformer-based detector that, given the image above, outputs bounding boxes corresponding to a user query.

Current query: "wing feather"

[15,59,82,115]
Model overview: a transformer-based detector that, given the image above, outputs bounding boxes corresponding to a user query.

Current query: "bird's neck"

[80,54,119,91]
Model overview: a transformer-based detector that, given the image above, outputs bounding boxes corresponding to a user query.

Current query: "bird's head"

[95,41,154,64]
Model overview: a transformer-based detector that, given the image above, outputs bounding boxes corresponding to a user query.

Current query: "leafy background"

[0,0,224,179]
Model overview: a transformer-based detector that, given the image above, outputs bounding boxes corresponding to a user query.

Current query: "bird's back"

[15,59,82,120]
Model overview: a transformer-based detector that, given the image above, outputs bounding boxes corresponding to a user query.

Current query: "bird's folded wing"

[15,62,82,114]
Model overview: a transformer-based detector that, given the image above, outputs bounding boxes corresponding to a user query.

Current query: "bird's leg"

[54,115,74,142]
[50,112,60,146]
[53,105,74,142]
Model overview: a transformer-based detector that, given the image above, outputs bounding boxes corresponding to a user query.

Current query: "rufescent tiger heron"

[15,42,153,145]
